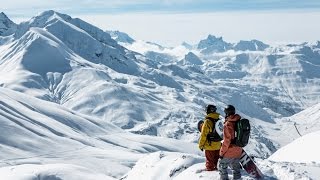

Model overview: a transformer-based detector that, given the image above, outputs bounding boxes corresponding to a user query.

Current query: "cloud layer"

[78,11,320,46]
[2,1,320,46]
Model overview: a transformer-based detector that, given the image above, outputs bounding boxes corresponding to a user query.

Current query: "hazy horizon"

[2,0,320,46]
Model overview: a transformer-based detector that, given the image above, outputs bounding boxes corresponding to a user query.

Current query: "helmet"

[224,105,235,116]
[206,104,217,114]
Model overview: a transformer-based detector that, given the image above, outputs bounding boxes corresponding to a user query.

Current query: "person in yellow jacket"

[198,104,222,171]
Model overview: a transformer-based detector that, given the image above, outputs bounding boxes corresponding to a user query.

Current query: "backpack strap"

[229,119,240,145]
[206,117,219,133]
[229,121,237,144]
[205,117,220,144]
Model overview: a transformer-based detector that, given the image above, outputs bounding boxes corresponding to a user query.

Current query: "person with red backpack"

[198,104,222,171]
[219,105,242,180]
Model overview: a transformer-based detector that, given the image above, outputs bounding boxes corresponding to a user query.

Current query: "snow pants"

[205,150,220,171]
[218,157,241,180]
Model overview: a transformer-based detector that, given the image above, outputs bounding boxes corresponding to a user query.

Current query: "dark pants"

[205,150,220,171]
[218,157,241,180]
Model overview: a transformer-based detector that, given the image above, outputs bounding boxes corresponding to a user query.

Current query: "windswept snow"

[269,130,320,163]
[283,103,320,137]
[0,87,199,178]
[267,104,320,159]
[0,164,116,180]
[124,151,316,180]
[267,103,320,146]
[268,129,320,179]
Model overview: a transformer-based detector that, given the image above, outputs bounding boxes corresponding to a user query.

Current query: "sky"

[1,0,320,46]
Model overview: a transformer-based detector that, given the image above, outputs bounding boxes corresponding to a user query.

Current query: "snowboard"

[238,149,264,179]
[214,119,264,179]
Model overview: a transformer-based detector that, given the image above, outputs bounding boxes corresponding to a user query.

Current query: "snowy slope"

[0,11,188,134]
[178,52,203,65]
[268,129,320,180]
[269,130,320,163]
[266,103,320,146]
[0,12,17,36]
[288,103,320,136]
[118,33,320,117]
[0,88,316,180]
[0,164,116,180]
[123,151,316,180]
[0,87,200,179]
[107,30,135,44]
[12,10,139,75]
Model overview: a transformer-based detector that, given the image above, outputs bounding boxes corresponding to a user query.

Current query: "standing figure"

[219,105,242,180]
[198,104,222,171]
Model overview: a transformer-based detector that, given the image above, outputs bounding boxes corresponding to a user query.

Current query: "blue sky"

[1,0,320,46]
[1,0,320,15]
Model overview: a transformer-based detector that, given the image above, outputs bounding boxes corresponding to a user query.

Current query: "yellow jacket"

[198,113,222,150]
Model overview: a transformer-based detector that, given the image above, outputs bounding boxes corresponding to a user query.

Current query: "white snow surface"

[269,130,320,163]
[124,151,314,180]
[0,87,199,179]
[268,104,320,167]
[0,10,320,179]
[0,164,116,180]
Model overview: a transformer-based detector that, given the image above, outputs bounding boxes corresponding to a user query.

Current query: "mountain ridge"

[1,9,319,156]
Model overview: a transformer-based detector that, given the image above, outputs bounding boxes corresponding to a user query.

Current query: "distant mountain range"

[108,30,270,52]
[1,9,320,158]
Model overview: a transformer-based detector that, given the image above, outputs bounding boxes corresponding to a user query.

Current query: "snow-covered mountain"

[14,11,139,75]
[107,30,135,44]
[178,52,203,66]
[1,10,320,179]
[0,11,184,133]
[234,40,269,51]
[0,87,199,179]
[267,104,320,179]
[181,41,194,50]
[0,12,17,36]
[1,10,319,141]
[267,103,320,146]
[197,35,232,53]
[118,33,320,117]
